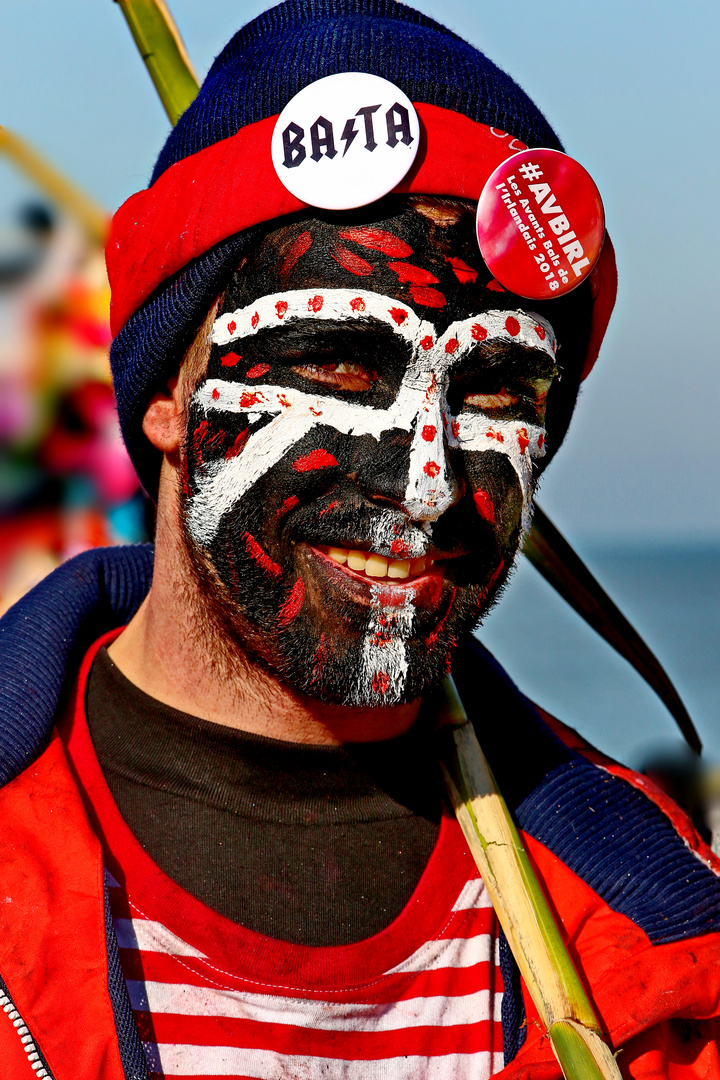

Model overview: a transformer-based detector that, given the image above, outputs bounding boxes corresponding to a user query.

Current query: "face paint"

[180,202,560,708]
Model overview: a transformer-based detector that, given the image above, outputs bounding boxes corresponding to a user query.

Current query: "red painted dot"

[371,671,391,695]
[251,312,259,329]
[421,424,436,442]
[308,295,324,313]
[445,338,459,354]
[227,319,236,334]
[211,388,220,400]
[471,324,487,341]
[505,316,521,337]
[518,427,529,454]
[451,420,460,439]
[246,363,270,379]
[221,351,242,367]
[349,297,366,312]
[423,461,441,478]
[239,391,262,408]
[276,300,288,319]
[388,307,408,325]
[420,335,434,350]
[473,489,495,523]
[293,448,339,472]
[534,324,546,341]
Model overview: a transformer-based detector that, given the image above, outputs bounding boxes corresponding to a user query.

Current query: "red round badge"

[476,148,605,300]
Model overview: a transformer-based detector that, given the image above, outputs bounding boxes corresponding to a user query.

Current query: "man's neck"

[108,488,420,746]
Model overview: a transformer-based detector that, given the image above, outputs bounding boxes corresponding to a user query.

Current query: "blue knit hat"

[109,0,565,497]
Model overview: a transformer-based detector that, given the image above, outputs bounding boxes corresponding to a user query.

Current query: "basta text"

[282,103,414,169]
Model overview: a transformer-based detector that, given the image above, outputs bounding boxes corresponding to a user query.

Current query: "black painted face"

[180,198,567,707]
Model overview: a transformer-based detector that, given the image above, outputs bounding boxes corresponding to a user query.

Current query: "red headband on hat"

[107,103,616,379]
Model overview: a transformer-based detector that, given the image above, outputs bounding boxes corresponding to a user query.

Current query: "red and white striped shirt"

[68,674,505,1079]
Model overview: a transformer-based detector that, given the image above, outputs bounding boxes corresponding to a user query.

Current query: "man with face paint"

[0,3,719,1079]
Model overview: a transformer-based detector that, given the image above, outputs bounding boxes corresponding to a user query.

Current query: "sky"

[0,1,718,763]
[1,0,718,546]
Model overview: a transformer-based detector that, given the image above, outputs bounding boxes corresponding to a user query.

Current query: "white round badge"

[271,72,420,211]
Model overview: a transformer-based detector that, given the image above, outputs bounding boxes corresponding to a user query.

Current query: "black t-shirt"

[86,646,442,946]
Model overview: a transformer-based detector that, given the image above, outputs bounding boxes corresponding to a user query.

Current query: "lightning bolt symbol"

[341,117,358,158]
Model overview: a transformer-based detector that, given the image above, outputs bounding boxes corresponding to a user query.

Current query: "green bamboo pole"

[436,676,623,1080]
[0,126,108,245]
[113,0,199,125]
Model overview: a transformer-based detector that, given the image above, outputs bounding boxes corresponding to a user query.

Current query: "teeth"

[325,547,433,580]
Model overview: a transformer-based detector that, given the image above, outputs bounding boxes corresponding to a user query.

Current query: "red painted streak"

[451,420,460,439]
[206,429,225,452]
[349,297,366,312]
[444,256,478,284]
[243,532,282,578]
[221,351,242,367]
[505,316,521,336]
[387,261,439,285]
[534,324,546,340]
[330,243,373,276]
[293,448,339,472]
[246,363,270,379]
[338,227,413,258]
[485,429,505,443]
[538,433,545,449]
[225,429,248,459]
[371,671,391,695]
[239,391,263,408]
[410,285,446,308]
[517,427,529,454]
[445,338,459,354]
[420,335,434,350]
[278,578,306,627]
[277,495,300,518]
[276,300,288,319]
[481,559,505,597]
[280,231,313,277]
[424,460,441,478]
[426,587,457,648]
[422,424,437,442]
[308,295,324,313]
[251,311,259,329]
[486,279,505,292]
[473,489,495,523]
[388,307,408,325]
[312,632,328,682]
[318,500,339,519]
[471,323,487,341]
[192,420,208,463]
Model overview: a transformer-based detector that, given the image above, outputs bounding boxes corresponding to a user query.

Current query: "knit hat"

[107,0,616,497]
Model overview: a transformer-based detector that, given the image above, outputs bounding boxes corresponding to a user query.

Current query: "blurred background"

[0,1,717,821]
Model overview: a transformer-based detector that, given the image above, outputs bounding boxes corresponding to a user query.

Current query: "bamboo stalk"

[113,0,200,125]
[436,675,623,1080]
[0,126,108,245]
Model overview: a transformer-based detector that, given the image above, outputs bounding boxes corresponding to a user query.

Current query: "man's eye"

[291,361,377,392]
[464,389,519,410]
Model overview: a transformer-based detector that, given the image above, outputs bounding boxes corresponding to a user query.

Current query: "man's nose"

[401,391,461,522]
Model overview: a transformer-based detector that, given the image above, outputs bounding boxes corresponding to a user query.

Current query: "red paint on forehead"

[349,297,366,312]
[371,671,391,695]
[293,448,339,473]
[277,494,300,518]
[330,243,373,277]
[473,489,495,523]
[444,256,478,284]
[221,351,242,367]
[251,311,259,329]
[421,424,437,442]
[505,316,521,337]
[280,230,313,277]
[388,307,408,325]
[308,295,324,313]
[278,577,306,627]
[388,262,439,285]
[243,532,282,579]
[338,227,413,259]
[410,285,446,308]
[471,324,487,341]
[246,363,270,379]
[226,319,237,334]
[423,461,441,478]
[534,324,546,341]
[276,300,288,319]
[225,429,248,459]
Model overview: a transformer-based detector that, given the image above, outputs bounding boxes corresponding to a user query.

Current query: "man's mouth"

[316,545,434,581]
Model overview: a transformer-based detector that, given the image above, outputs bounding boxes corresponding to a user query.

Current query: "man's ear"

[142,374,184,455]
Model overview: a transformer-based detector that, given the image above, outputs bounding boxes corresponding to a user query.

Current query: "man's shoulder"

[0,544,153,787]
